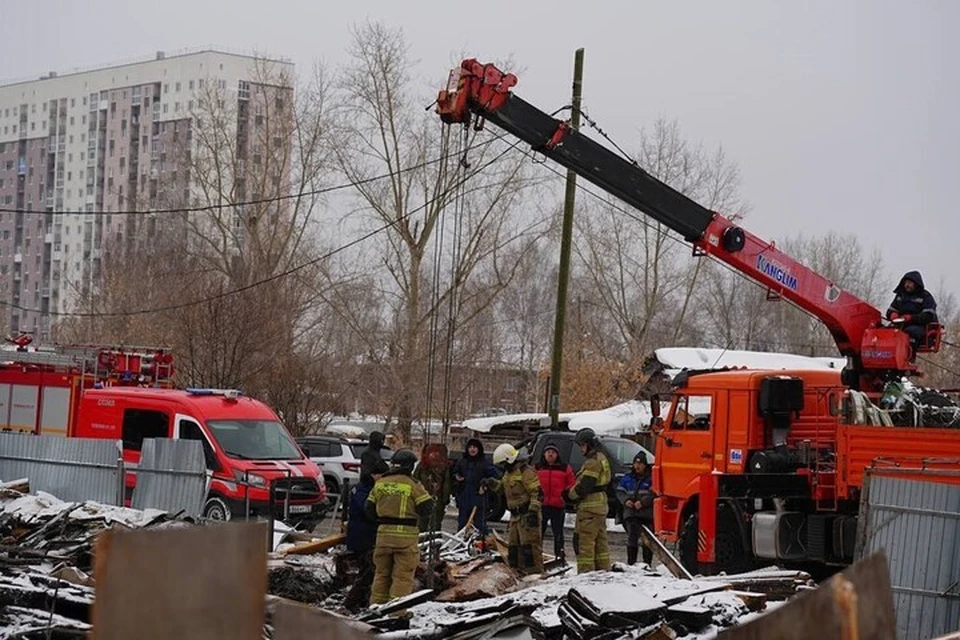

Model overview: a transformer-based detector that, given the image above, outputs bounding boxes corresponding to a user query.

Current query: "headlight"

[233,469,267,488]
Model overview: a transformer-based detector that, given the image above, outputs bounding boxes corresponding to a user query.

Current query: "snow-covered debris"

[652,347,844,379]
[463,400,650,436]
[407,566,759,638]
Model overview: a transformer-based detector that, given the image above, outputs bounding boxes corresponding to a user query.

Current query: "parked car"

[296,435,393,499]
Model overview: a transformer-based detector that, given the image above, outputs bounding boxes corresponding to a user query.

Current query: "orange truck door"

[658,393,716,499]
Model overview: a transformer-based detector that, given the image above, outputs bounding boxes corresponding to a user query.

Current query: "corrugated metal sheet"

[131,438,207,517]
[860,475,960,639]
[0,433,120,504]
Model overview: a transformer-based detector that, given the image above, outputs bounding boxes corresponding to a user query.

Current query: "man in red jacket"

[536,444,576,562]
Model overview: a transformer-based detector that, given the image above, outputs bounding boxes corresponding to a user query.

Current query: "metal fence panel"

[0,433,119,504]
[131,438,207,517]
[860,475,960,640]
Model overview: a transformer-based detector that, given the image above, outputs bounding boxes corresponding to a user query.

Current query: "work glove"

[481,478,497,492]
[902,314,913,323]
[525,511,539,528]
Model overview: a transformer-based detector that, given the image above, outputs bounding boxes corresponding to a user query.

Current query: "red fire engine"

[0,338,326,523]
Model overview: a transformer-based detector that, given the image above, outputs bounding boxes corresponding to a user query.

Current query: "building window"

[163,104,168,114]
[71,98,75,108]
[163,83,169,94]
[189,80,194,90]
[175,82,181,92]
[70,116,74,125]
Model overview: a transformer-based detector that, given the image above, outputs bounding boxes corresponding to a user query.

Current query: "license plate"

[287,505,312,514]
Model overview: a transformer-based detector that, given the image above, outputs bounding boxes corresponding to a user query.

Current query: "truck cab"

[75,387,327,523]
[652,368,844,572]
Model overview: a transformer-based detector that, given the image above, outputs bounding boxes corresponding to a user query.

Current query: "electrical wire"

[0,142,493,217]
[0,132,521,318]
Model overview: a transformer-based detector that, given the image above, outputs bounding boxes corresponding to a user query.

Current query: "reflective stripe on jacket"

[571,452,611,516]
[367,473,431,546]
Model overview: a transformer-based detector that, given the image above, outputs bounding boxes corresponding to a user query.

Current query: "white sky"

[3,0,957,302]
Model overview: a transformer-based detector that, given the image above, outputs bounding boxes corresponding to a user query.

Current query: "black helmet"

[391,449,417,473]
[633,452,649,466]
[574,427,598,449]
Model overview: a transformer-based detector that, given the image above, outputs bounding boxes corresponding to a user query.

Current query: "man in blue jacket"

[886,270,938,351]
[342,475,377,612]
[617,453,654,566]
[453,438,498,533]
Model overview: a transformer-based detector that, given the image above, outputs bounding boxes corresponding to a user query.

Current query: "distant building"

[0,49,294,340]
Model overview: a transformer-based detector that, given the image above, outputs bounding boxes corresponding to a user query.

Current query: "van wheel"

[203,497,232,522]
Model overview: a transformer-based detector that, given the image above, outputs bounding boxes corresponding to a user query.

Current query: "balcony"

[13,253,22,263]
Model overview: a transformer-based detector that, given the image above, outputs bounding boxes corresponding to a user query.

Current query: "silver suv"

[296,435,392,498]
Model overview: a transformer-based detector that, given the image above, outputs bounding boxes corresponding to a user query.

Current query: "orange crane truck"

[434,59,958,574]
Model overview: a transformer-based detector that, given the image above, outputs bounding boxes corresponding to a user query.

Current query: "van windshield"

[207,420,302,461]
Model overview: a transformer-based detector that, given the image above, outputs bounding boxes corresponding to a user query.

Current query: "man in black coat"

[886,271,938,349]
[360,430,389,485]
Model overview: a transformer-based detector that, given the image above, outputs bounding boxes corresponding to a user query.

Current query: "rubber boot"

[626,546,638,566]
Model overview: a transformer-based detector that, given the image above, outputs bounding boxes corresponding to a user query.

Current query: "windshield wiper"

[224,451,254,459]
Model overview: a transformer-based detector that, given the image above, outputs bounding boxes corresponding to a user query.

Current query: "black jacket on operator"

[360,431,390,485]
[886,271,938,326]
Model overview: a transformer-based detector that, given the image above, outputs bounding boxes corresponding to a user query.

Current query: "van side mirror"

[650,394,661,419]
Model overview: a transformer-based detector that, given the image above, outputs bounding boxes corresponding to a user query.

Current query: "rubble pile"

[403,564,813,640]
[0,487,195,638]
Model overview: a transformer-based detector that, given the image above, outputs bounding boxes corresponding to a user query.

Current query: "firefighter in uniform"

[565,428,612,573]
[365,449,434,605]
[483,443,544,575]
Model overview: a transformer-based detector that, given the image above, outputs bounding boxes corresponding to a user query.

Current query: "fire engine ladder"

[0,349,89,369]
[813,386,838,512]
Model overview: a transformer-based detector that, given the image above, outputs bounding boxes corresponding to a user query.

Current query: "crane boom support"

[435,59,928,387]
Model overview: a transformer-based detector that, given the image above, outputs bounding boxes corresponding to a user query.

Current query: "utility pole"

[547,48,584,429]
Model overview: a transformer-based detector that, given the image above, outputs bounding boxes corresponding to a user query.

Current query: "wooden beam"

[718,552,896,640]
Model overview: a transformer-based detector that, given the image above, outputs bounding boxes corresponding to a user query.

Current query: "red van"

[74,387,327,522]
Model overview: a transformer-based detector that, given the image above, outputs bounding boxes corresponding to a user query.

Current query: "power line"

[0,133,521,318]
[0,142,494,217]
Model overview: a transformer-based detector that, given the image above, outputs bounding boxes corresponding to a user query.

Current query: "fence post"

[116,456,126,506]
[854,471,872,560]
[244,470,250,521]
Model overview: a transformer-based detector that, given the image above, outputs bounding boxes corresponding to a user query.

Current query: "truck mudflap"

[696,474,718,565]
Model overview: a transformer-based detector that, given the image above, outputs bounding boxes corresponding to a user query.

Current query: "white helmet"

[492,443,520,465]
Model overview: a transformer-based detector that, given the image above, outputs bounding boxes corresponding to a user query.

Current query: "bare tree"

[571,119,747,369]
[330,21,546,441]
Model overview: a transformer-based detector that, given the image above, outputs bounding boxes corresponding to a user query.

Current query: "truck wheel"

[713,504,755,574]
[678,513,700,575]
[203,497,232,522]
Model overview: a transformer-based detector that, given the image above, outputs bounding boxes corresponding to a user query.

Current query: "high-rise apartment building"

[0,49,294,340]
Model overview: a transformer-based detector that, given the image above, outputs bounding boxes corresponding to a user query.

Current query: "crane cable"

[422,122,454,447]
[440,124,471,440]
